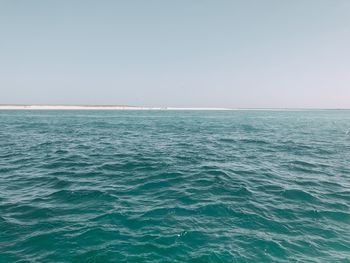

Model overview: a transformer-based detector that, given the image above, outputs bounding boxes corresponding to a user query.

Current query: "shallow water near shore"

[1,110,350,262]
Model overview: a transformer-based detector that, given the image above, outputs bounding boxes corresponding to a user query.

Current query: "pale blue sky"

[0,0,349,108]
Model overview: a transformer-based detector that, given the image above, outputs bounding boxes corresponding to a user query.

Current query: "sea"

[0,110,349,262]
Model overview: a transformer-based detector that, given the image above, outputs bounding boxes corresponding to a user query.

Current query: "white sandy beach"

[0,105,232,110]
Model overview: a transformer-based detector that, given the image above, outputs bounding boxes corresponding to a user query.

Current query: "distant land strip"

[0,105,348,110]
[0,105,231,110]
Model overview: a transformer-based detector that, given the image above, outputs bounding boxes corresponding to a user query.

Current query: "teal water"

[0,110,350,262]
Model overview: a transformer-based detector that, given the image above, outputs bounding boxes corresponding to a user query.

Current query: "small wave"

[281,189,319,203]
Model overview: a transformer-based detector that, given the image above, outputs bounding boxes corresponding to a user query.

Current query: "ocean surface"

[1,110,350,263]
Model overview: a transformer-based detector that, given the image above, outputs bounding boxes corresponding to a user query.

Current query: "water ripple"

[1,110,350,262]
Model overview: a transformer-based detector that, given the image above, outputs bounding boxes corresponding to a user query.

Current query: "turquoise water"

[1,110,350,262]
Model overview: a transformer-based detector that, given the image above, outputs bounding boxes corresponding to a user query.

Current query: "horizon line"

[0,104,349,110]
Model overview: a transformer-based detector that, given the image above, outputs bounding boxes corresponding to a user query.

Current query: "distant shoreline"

[0,105,348,111]
[0,105,231,110]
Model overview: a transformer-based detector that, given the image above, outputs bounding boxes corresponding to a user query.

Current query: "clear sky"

[0,0,349,108]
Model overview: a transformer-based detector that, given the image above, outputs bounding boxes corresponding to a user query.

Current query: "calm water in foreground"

[0,110,350,262]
